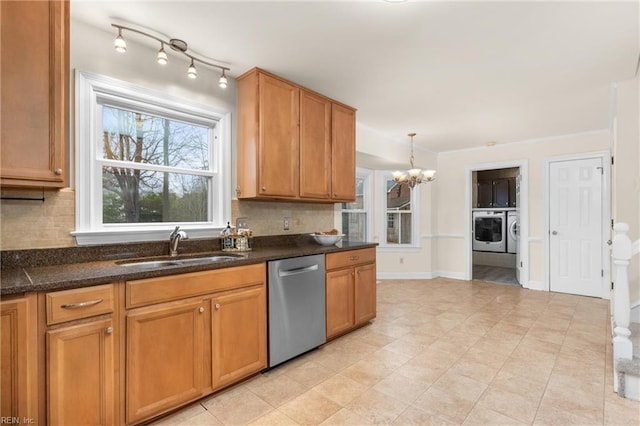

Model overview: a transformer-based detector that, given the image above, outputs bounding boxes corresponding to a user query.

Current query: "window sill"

[376,245,422,253]
[72,226,223,246]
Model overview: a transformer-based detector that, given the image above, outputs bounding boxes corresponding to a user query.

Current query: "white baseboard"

[525,280,546,291]
[434,271,467,280]
[376,272,437,280]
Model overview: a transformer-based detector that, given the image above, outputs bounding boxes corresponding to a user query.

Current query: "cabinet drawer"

[46,284,114,325]
[326,248,376,270]
[126,263,266,309]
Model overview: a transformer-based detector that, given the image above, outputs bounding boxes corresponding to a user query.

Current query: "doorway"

[545,153,611,298]
[465,160,529,287]
[472,167,520,285]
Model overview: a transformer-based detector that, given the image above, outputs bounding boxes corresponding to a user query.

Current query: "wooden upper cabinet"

[331,103,356,202]
[299,90,332,200]
[0,0,69,188]
[237,67,356,202]
[237,69,299,199]
[257,73,300,198]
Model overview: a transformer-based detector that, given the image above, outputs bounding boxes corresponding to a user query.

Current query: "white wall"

[435,131,611,284]
[613,76,640,304]
[355,124,438,278]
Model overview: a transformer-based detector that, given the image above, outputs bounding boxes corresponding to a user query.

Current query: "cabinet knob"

[54,168,63,175]
[199,307,205,313]
[106,326,113,334]
[215,303,221,310]
[261,186,267,191]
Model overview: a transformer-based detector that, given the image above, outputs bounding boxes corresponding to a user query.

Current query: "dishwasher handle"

[278,264,319,277]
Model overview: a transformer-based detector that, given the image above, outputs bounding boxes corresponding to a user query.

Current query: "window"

[380,173,419,247]
[74,71,231,244]
[341,169,372,241]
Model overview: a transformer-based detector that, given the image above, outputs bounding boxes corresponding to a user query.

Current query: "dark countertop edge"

[0,242,378,296]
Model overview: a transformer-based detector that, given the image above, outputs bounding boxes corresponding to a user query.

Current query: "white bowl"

[310,233,344,246]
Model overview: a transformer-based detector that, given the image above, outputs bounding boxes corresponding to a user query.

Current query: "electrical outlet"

[283,217,290,230]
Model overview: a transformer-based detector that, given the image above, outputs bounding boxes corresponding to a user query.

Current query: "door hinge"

[612,219,614,228]
[611,282,614,290]
[611,156,614,165]
[520,261,523,267]
[601,269,604,277]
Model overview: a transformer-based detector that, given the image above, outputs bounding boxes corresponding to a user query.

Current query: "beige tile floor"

[152,278,640,425]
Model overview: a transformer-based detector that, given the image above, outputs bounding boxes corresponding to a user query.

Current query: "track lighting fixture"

[156,43,168,65]
[112,23,230,88]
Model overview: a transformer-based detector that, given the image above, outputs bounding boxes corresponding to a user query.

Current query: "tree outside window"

[101,106,213,224]
[386,179,412,244]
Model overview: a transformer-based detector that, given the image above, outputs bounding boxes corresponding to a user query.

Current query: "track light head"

[218,70,228,89]
[114,28,127,53]
[187,59,197,79]
[157,43,168,65]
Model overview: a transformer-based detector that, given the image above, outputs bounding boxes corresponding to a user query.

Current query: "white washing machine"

[507,210,517,254]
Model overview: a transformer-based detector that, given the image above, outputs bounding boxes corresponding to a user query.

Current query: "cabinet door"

[212,286,267,389]
[354,263,377,325]
[508,177,516,207]
[1,296,37,421]
[0,0,68,187]
[47,318,114,426]
[477,180,493,207]
[299,90,332,200]
[331,103,356,201]
[326,268,355,339]
[258,72,299,197]
[493,179,510,207]
[126,299,206,424]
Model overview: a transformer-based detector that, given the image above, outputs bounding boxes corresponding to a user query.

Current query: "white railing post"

[612,222,633,361]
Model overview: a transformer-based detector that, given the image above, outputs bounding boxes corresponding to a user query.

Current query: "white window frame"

[378,171,421,250]
[340,168,373,242]
[73,71,231,245]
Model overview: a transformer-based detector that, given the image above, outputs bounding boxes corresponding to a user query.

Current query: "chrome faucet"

[169,226,188,257]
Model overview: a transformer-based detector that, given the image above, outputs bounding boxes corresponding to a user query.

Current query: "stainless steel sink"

[117,253,246,268]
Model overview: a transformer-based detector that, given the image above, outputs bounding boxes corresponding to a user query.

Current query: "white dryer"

[507,210,518,254]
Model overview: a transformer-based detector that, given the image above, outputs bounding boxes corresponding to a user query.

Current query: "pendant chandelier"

[392,133,436,189]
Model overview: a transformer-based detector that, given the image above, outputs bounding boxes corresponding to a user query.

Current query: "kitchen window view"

[341,175,368,241]
[385,179,413,244]
[101,106,213,224]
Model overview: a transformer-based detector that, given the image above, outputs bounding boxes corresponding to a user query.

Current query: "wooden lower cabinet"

[126,298,206,424]
[326,268,355,338]
[212,285,267,389]
[0,294,37,421]
[47,318,115,426]
[325,248,377,339]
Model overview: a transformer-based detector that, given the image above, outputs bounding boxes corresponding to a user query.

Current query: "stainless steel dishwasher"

[268,254,326,367]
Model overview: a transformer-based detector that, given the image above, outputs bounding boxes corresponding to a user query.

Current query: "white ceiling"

[71,0,639,153]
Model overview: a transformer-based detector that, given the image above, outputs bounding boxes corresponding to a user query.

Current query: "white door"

[549,158,603,297]
[515,171,521,284]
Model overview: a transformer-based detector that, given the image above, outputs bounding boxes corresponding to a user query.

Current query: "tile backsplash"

[0,188,336,250]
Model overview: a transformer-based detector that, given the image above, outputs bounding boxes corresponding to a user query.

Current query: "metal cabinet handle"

[105,326,113,334]
[215,303,221,310]
[60,298,103,309]
[261,186,267,191]
[54,168,63,175]
[199,307,205,313]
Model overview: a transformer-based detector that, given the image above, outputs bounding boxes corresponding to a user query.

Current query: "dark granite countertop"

[0,235,377,296]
